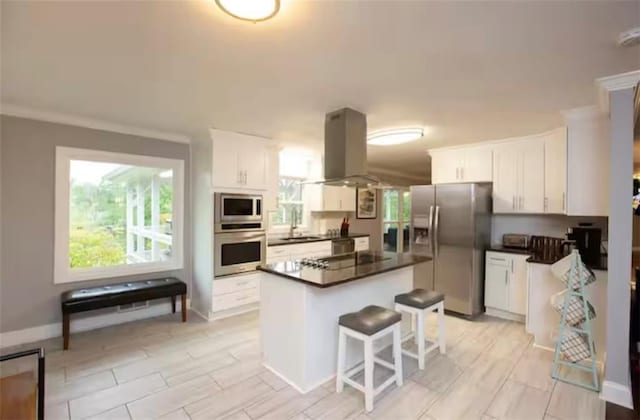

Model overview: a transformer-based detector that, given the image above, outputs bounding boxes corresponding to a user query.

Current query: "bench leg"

[181,294,187,322]
[63,313,70,350]
[171,295,176,313]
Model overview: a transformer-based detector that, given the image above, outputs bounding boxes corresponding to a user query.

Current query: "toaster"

[502,234,529,249]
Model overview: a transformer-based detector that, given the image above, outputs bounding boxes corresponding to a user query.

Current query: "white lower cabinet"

[484,251,529,320]
[211,272,261,317]
[354,236,370,251]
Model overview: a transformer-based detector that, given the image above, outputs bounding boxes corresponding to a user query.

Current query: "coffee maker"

[566,223,602,266]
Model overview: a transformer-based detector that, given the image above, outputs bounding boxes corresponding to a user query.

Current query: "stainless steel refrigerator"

[410,183,492,317]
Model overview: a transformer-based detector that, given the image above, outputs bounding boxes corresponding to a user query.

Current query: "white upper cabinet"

[307,185,356,212]
[211,129,269,191]
[430,145,492,184]
[493,137,544,213]
[518,136,545,213]
[565,108,610,216]
[543,128,567,214]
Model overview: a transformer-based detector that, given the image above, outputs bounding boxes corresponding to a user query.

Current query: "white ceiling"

[2,0,639,179]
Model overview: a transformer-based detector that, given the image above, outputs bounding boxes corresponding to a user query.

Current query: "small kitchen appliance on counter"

[566,223,602,267]
[502,233,529,250]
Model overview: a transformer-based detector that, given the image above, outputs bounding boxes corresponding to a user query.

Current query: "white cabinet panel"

[266,240,332,263]
[430,150,461,184]
[508,255,529,315]
[485,252,528,318]
[308,186,356,212]
[519,137,545,213]
[264,147,280,212]
[211,129,270,191]
[544,128,567,214]
[492,143,519,213]
[354,236,370,251]
[462,145,493,182]
[485,261,509,311]
[430,146,492,184]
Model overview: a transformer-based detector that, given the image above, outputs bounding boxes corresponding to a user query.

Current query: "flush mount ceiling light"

[215,0,280,22]
[367,128,424,146]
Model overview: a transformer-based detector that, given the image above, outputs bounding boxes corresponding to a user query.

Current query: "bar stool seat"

[336,305,403,412]
[395,289,444,309]
[394,289,446,370]
[338,305,402,335]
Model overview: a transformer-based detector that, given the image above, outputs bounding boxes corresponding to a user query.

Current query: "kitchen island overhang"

[257,252,431,394]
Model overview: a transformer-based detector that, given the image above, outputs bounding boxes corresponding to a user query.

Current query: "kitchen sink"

[281,236,322,241]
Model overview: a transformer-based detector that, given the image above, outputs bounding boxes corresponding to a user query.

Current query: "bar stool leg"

[437,301,446,354]
[416,310,425,370]
[364,338,375,412]
[336,327,346,393]
[392,324,403,387]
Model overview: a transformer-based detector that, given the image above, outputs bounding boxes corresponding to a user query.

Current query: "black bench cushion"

[61,277,186,314]
[339,305,401,336]
[395,289,444,309]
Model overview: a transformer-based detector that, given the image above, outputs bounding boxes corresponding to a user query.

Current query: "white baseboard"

[0,299,191,349]
[262,362,333,395]
[485,307,525,323]
[600,380,634,409]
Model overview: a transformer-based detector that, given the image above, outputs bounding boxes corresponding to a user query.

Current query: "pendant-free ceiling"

[215,0,280,22]
[367,128,424,146]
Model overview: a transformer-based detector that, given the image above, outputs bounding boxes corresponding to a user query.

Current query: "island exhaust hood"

[311,107,387,188]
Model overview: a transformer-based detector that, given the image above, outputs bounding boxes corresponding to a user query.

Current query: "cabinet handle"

[519,196,523,210]
[460,167,464,180]
[490,257,505,262]
[505,270,508,285]
[511,259,514,273]
[243,170,247,185]
[236,295,250,301]
[512,196,515,210]
[562,192,565,211]
[236,281,249,286]
[544,197,548,212]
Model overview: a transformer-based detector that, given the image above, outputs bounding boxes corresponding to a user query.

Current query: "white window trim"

[54,147,185,284]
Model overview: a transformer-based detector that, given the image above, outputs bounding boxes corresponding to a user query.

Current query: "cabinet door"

[240,143,267,190]
[544,128,567,214]
[339,187,356,211]
[518,138,545,213]
[430,150,462,184]
[322,186,342,211]
[508,255,528,315]
[492,144,519,213]
[211,136,241,188]
[462,145,493,182]
[485,262,510,311]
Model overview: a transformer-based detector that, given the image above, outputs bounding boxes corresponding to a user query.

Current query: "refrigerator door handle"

[433,205,440,256]
[428,205,434,250]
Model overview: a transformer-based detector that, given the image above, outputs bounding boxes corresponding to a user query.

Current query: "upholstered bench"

[60,277,187,349]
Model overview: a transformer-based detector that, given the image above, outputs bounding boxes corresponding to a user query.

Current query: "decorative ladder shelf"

[551,250,599,392]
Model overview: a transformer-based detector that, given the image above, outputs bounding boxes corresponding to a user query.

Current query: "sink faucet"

[289,208,298,238]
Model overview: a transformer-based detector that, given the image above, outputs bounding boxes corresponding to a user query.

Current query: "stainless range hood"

[310,107,388,188]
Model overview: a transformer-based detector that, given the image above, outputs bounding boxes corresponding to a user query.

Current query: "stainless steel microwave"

[215,193,262,222]
[214,231,266,277]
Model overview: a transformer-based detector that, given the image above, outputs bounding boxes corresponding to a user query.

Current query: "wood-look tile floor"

[3,311,605,420]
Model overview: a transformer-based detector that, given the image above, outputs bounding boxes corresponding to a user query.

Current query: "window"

[272,176,305,227]
[55,147,184,284]
[382,189,411,253]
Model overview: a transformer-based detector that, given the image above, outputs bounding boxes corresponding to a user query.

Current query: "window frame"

[382,189,411,253]
[271,175,307,231]
[54,147,185,284]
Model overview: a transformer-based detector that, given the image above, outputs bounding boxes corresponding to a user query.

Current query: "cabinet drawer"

[267,246,291,259]
[291,241,332,256]
[485,252,511,267]
[213,273,260,296]
[212,288,259,312]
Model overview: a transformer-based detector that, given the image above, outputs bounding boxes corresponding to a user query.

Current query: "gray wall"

[605,88,633,395]
[0,115,192,333]
[491,214,608,246]
[349,190,384,251]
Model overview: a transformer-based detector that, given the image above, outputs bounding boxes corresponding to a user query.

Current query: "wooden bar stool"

[394,289,445,369]
[336,305,403,412]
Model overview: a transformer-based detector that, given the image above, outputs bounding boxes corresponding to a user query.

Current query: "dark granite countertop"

[267,232,369,247]
[257,251,431,288]
[527,256,607,271]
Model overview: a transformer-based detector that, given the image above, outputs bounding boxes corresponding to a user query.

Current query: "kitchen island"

[257,252,430,393]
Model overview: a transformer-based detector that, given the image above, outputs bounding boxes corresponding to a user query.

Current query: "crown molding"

[1,103,191,144]
[560,105,606,122]
[595,70,640,113]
